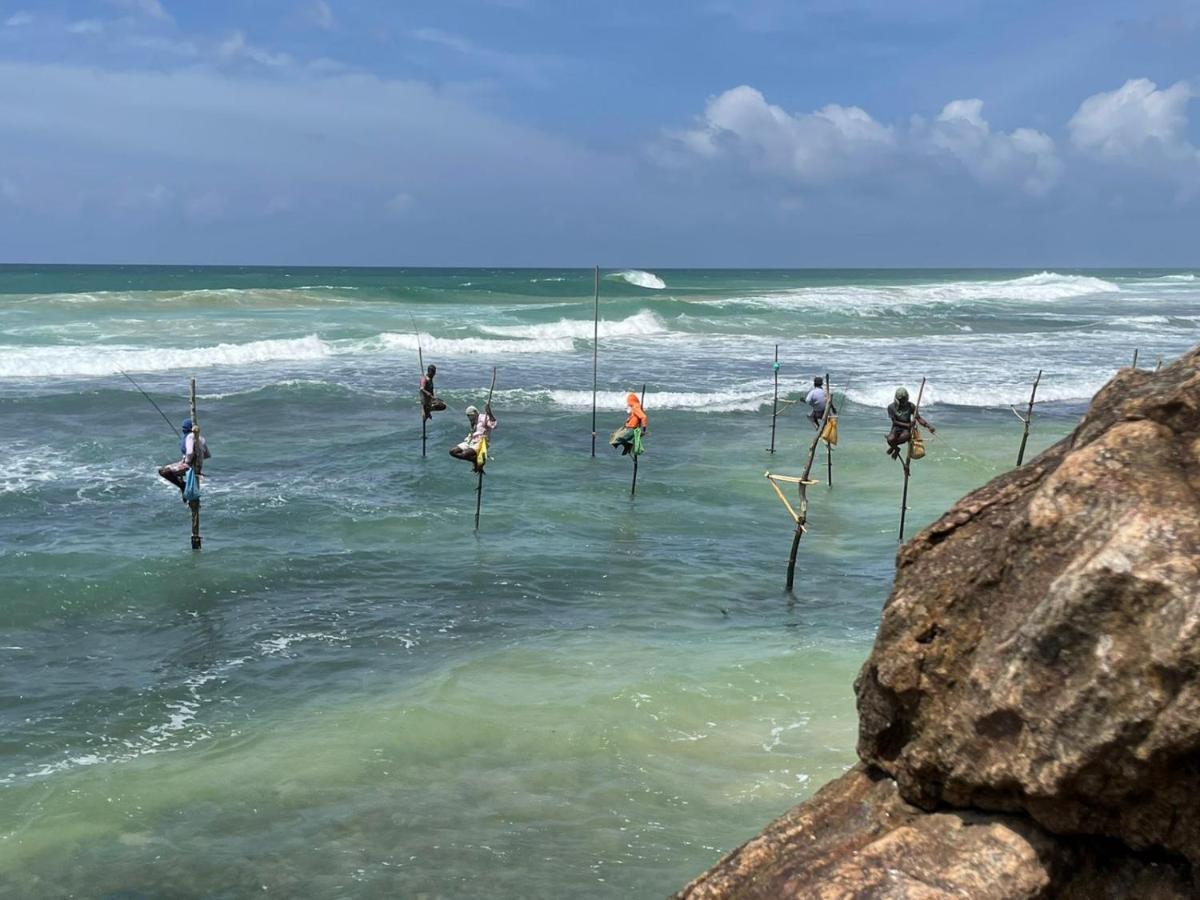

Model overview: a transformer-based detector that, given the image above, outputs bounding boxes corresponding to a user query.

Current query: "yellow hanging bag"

[909,425,926,460]
[820,415,838,446]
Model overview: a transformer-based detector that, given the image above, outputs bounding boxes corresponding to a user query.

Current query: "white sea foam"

[9,287,357,308]
[614,269,666,290]
[842,376,1106,409]
[20,655,249,782]
[503,388,771,413]
[256,631,348,656]
[0,326,595,379]
[375,333,576,355]
[479,310,669,341]
[1122,315,1171,330]
[705,272,1120,314]
[0,335,331,378]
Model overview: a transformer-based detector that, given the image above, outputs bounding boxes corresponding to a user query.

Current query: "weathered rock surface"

[857,348,1200,862]
[676,766,1193,899]
[678,348,1200,897]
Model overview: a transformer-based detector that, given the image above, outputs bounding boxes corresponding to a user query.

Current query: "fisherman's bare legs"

[158,462,188,500]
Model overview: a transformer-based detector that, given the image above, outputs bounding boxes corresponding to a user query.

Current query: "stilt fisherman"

[158,417,211,501]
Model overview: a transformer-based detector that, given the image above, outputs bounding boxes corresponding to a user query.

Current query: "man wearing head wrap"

[449,403,497,471]
[885,387,934,460]
[158,417,211,500]
[419,364,447,422]
[609,392,648,456]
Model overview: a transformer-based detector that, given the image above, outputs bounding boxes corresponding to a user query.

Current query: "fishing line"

[119,369,178,437]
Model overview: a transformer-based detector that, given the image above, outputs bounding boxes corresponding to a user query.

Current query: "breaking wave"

[7,287,359,309]
[0,335,332,378]
[0,326,593,378]
[376,333,575,355]
[614,270,666,290]
[842,377,1106,409]
[706,272,1120,314]
[497,387,770,413]
[479,310,669,341]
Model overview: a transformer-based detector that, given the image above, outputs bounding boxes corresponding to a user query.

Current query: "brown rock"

[856,349,1200,861]
[675,765,1193,899]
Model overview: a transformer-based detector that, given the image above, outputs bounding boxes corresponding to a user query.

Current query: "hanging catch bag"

[909,425,926,460]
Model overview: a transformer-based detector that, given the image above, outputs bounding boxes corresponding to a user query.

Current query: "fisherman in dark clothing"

[419,364,447,422]
[885,387,934,459]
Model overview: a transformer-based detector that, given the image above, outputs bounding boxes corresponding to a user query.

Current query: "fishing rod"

[119,369,178,437]
[410,315,425,374]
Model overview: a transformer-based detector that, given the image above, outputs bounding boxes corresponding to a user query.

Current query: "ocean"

[0,266,1195,897]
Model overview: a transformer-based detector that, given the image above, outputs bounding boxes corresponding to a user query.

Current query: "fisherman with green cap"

[885,387,934,460]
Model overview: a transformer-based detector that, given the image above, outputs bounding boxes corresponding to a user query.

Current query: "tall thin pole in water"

[897,377,927,543]
[189,377,202,550]
[631,384,646,497]
[824,371,833,487]
[782,385,834,591]
[1131,348,1139,369]
[591,266,600,457]
[474,367,497,532]
[412,316,426,458]
[768,345,779,454]
[1013,369,1042,467]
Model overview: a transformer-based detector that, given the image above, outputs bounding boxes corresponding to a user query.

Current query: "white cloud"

[218,31,293,68]
[669,85,895,183]
[5,11,33,27]
[305,0,335,30]
[928,99,1061,195]
[665,85,1059,194]
[1069,78,1197,164]
[67,20,105,35]
[111,0,171,22]
[0,60,599,199]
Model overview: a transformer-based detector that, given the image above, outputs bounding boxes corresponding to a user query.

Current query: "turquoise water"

[0,267,1195,897]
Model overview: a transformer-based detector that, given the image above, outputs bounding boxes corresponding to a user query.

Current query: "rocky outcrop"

[679,348,1200,898]
[678,766,1192,899]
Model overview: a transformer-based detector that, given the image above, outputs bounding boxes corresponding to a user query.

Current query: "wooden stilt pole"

[474,367,498,532]
[824,371,832,487]
[189,377,202,550]
[779,388,834,591]
[897,377,927,543]
[413,317,427,458]
[1131,348,1139,369]
[768,345,780,453]
[591,266,600,457]
[631,384,646,497]
[1013,369,1042,467]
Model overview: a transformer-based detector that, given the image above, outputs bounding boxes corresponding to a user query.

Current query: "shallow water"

[0,266,1194,896]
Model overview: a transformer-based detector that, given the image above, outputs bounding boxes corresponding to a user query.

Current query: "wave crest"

[707,272,1120,314]
[479,310,668,341]
[613,270,666,290]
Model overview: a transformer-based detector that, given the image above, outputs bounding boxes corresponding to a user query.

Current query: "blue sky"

[0,0,1198,265]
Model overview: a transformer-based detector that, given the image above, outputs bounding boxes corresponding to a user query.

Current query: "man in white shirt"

[805,376,833,429]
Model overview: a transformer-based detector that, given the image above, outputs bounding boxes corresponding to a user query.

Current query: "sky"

[0,0,1198,266]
